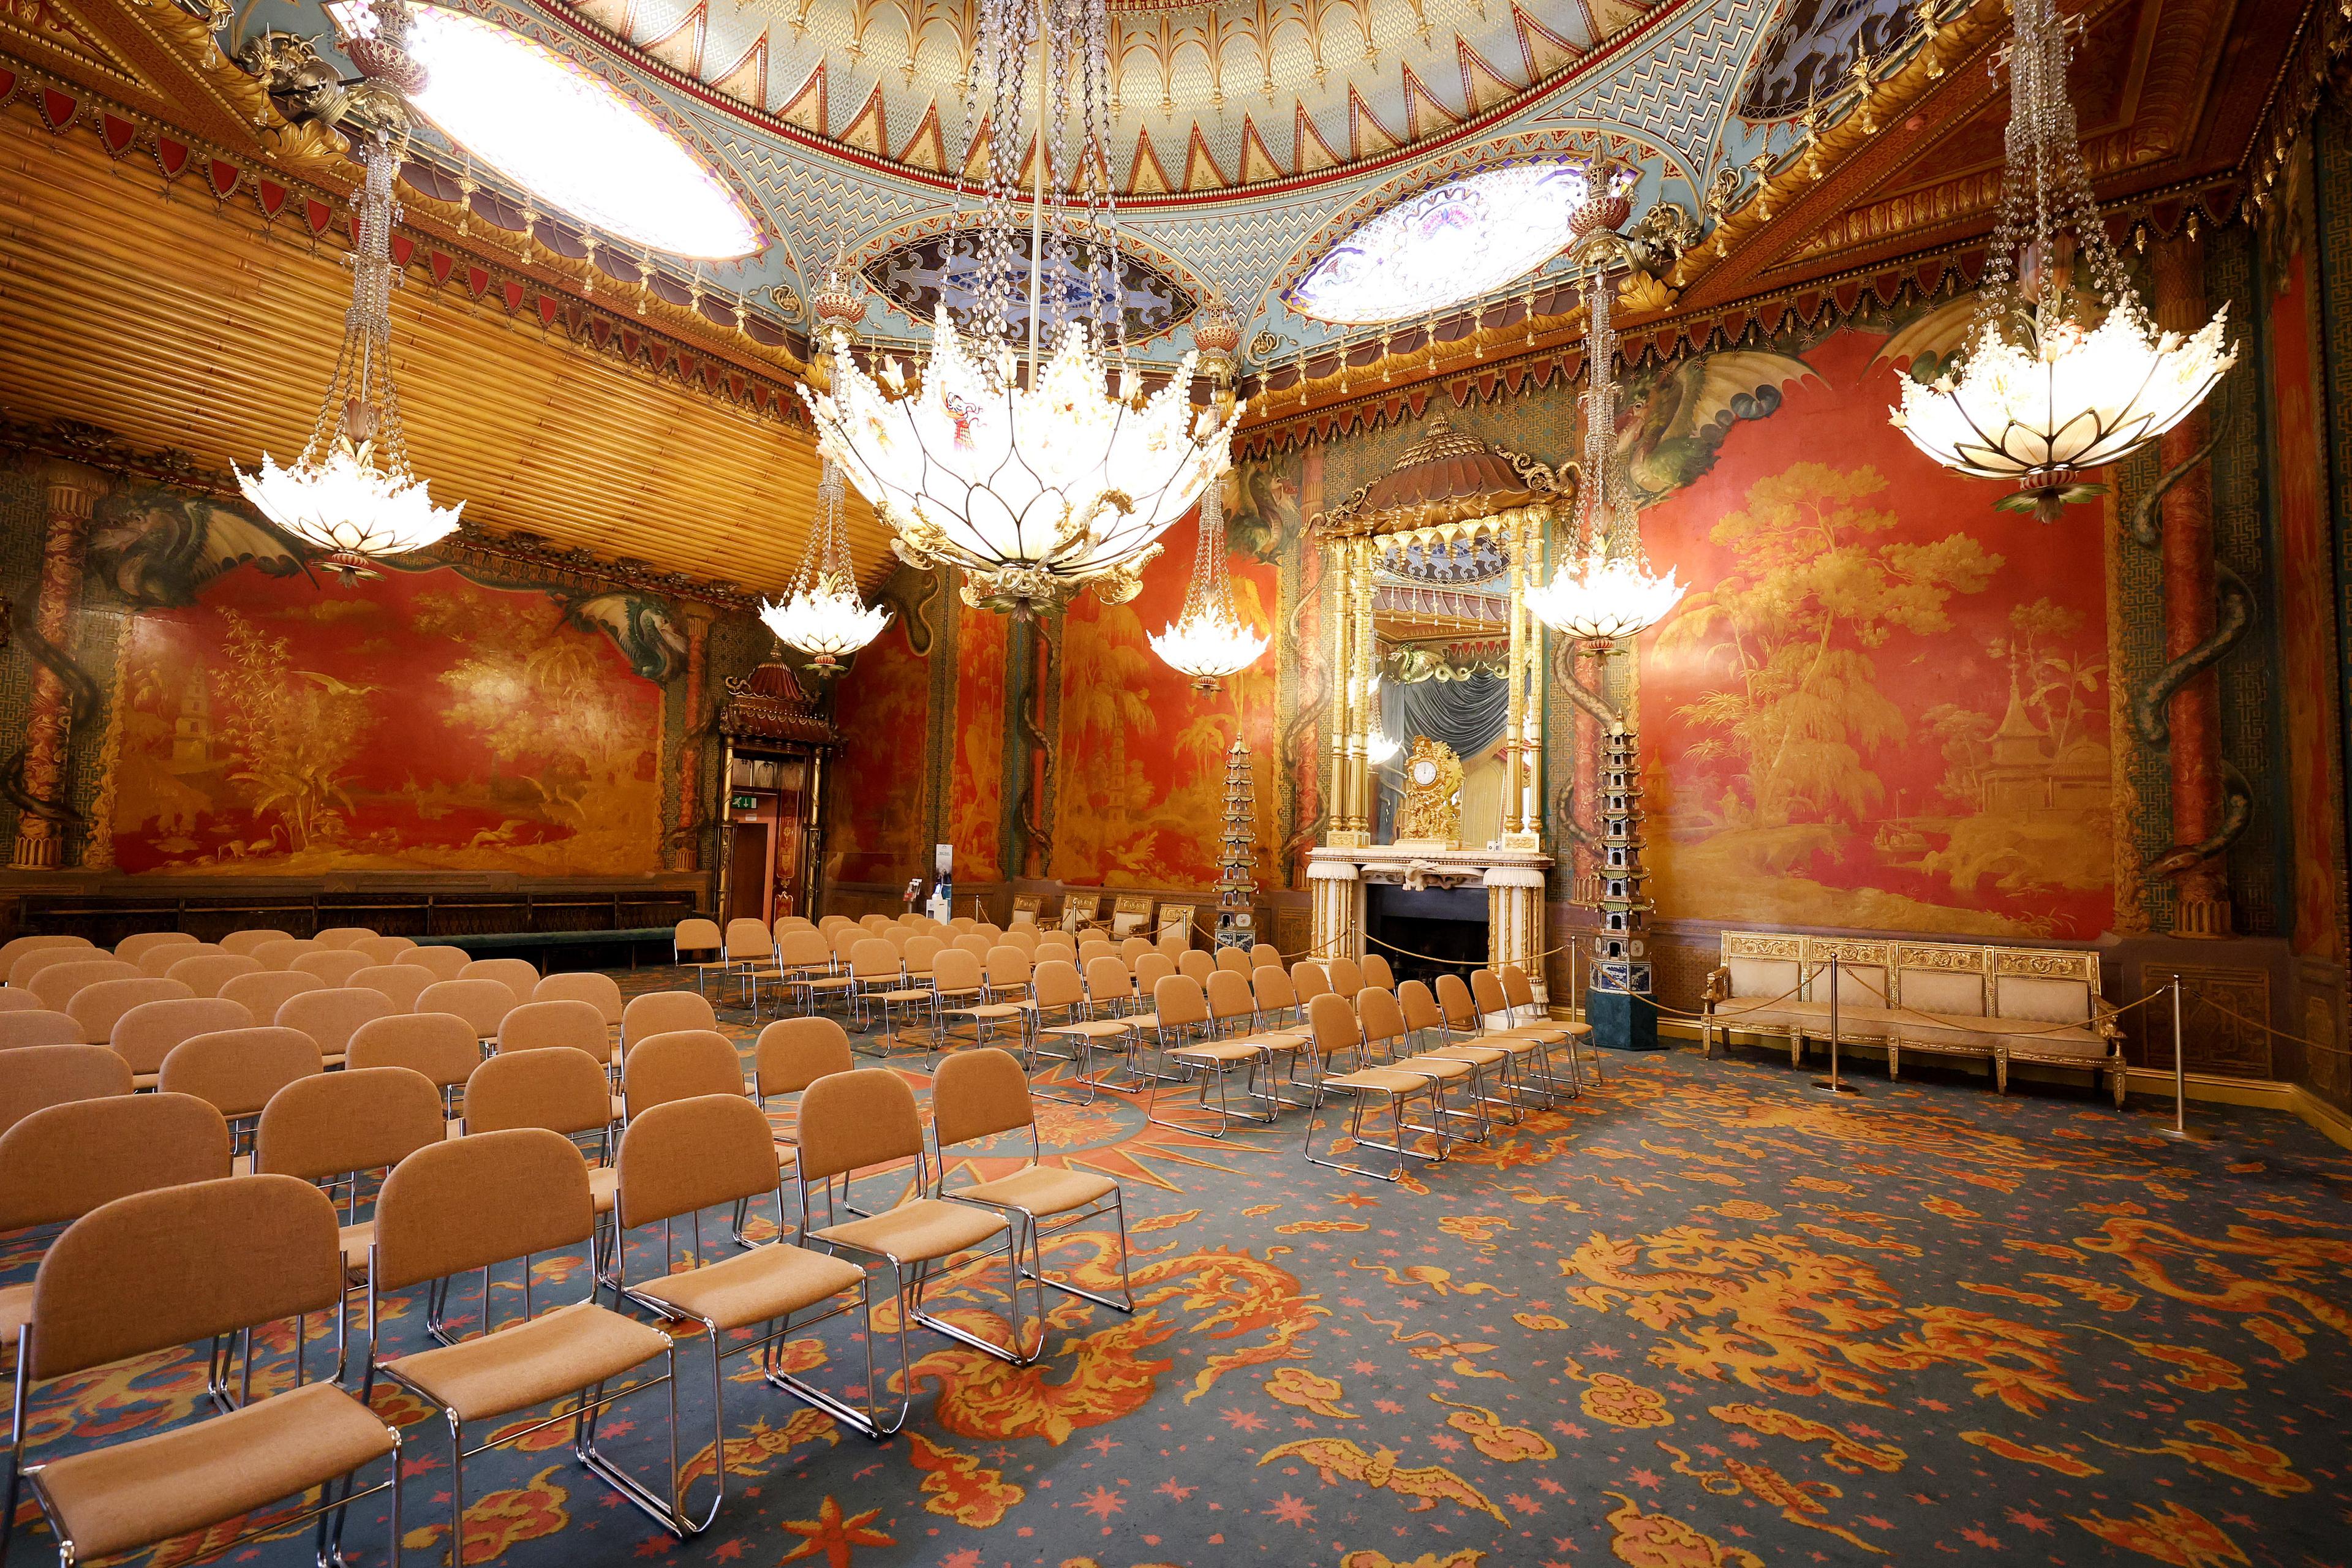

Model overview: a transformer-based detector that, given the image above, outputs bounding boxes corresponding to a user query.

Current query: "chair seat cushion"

[1170,1040,1264,1065]
[1044,1020,1133,1040]
[1324,1068,1431,1095]
[589,1166,617,1215]
[1899,1014,2106,1061]
[881,988,931,1005]
[1227,1031,1304,1054]
[1428,1044,1510,1067]
[628,1243,864,1332]
[951,1003,1026,1022]
[954,1166,1118,1218]
[337,1221,372,1279]
[812,1197,1008,1264]
[29,1381,393,1562]
[1394,1054,1476,1081]
[385,1300,672,1423]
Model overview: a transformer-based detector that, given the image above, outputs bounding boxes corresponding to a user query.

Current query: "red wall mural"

[1637,328,2116,940]
[827,613,932,886]
[109,562,665,874]
[951,599,1008,883]
[1051,501,1281,889]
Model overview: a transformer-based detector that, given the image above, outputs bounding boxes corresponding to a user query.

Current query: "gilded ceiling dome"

[1314,409,1561,535]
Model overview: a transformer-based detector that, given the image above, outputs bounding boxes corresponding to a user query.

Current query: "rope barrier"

[2178,987,2352,1058]
[1827,966,2173,1042]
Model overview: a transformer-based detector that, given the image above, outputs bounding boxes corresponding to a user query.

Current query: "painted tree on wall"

[213,608,371,854]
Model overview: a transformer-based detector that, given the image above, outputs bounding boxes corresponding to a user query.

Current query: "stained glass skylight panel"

[1287,161,1596,325]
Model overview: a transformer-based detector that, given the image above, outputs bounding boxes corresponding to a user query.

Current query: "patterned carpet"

[10,963,2351,1568]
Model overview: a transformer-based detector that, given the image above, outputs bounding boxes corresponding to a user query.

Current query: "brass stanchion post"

[1812,954,1860,1096]
[2157,973,2206,1142]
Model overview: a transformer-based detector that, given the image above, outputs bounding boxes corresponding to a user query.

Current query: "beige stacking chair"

[1362,953,1396,992]
[252,938,324,972]
[932,1048,1133,1313]
[0,1045,133,1137]
[1214,946,1253,977]
[113,931,200,965]
[7,949,99,993]
[1119,935,1155,967]
[1252,963,1304,1030]
[535,970,625,1030]
[675,917,729,993]
[1499,963,1597,1090]
[351,962,438,1013]
[403,943,473,981]
[349,1012,483,1121]
[723,918,782,1009]
[69,977,194,1046]
[254,1065,448,1325]
[1145,974,1270,1136]
[610,1093,872,1513]
[0,984,62,1011]
[461,957,540,1008]
[1041,956,1140,1101]
[1251,943,1281,970]
[1360,986,1487,1146]
[415,978,516,1046]
[796,1070,1036,1414]
[0,935,89,976]
[937,947,1029,1060]
[1016,959,1088,1081]
[1411,977,1542,1114]
[157,1027,324,1145]
[499,999,611,1061]
[136,939,224,978]
[277,987,394,1069]
[350,935,419,966]
[1133,951,1178,1005]
[218,968,323,1026]
[25,959,140,1014]
[1291,962,1333,1008]
[293,949,373,989]
[461,1049,620,1248]
[167,951,263,997]
[1452,970,1577,1099]
[313,925,380,949]
[777,928,849,1016]
[1301,992,1447,1183]
[1177,949,1216,986]
[2,1175,401,1568]
[0,1011,79,1054]
[217,927,293,957]
[361,1130,675,1551]
[620,990,717,1064]
[752,1017,854,1137]
[1326,956,1366,998]
[1206,968,1310,1107]
[621,1030,752,1123]
[110,995,254,1088]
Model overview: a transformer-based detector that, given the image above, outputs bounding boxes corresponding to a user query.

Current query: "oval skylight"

[1287,162,1596,325]
[389,6,761,259]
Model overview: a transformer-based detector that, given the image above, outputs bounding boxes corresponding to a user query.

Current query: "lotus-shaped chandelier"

[1148,470,1265,689]
[237,0,462,577]
[1526,269,1683,642]
[1890,0,2233,520]
[799,0,1235,617]
[761,456,891,673]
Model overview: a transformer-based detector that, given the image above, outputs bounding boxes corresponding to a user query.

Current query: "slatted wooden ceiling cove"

[0,111,892,598]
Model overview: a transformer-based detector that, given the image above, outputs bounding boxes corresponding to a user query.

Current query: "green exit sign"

[731,794,758,811]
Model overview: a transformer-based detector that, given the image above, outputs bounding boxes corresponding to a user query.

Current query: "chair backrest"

[27,959,141,1012]
[461,958,540,1006]
[1308,991,1361,1061]
[462,1047,609,1137]
[618,1093,783,1230]
[930,1047,1035,1150]
[158,1027,325,1120]
[1036,931,1077,954]
[0,934,91,974]
[350,963,437,1012]
[831,925,868,960]
[257,1066,446,1184]
[850,938,902,981]
[1469,967,1510,1018]
[882,925,917,951]
[1327,957,1366,998]
[0,1010,80,1052]
[252,938,323,971]
[1205,968,1257,1027]
[350,936,419,966]
[948,916,977,932]
[115,931,201,965]
[903,936,944,972]
[754,1016,854,1096]
[778,929,834,969]
[276,987,396,1059]
[403,944,473,981]
[676,917,725,956]
[137,940,225,978]
[1076,941,1114,969]
[292,950,372,988]
[724,918,775,960]
[9,948,102,992]
[1120,936,1154,965]
[861,914,895,933]
[1083,955,1129,1003]
[165,952,264,997]
[1291,962,1332,1005]
[1001,927,1039,956]
[1398,979,1444,1035]
[1252,965,1298,1014]
[0,978,50,1009]
[1158,932,1189,962]
[313,926,382,949]
[1362,954,1396,992]
[1251,943,1282,970]
[952,933,993,960]
[1134,952,1177,994]
[624,1029,745,1119]
[794,1068,923,1183]
[1153,973,1210,1029]
[621,989,717,1049]
[1357,987,1406,1051]
[533,970,625,1025]
[71,977,195,1044]
[414,979,516,1039]
[110,996,254,1076]
[347,1012,481,1090]
[0,1091,227,1230]
[985,946,1030,987]
[217,928,293,957]
[26,1174,342,1383]
[1030,959,1084,1011]
[1434,972,1480,1031]
[932,948,983,992]
[818,915,854,932]
[0,1044,134,1139]
[497,998,609,1055]
[1214,947,1253,976]
[1177,949,1215,984]
[219,968,325,1025]
[373,1128,594,1294]
[1499,964,1539,1012]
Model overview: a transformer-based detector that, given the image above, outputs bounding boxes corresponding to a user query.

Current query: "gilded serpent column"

[12,464,104,870]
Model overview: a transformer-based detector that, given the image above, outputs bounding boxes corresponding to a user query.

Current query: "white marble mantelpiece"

[1306,842,1554,1003]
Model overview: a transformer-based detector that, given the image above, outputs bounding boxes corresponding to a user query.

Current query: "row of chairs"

[0,1036,1130,1567]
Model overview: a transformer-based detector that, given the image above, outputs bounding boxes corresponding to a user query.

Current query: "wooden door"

[726,823,771,924]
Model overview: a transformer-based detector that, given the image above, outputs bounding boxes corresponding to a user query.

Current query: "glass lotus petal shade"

[1149,473,1265,689]
[1888,0,2231,516]
[1366,731,1400,766]
[332,1,758,258]
[1526,549,1687,641]
[1287,160,1627,326]
[761,458,890,670]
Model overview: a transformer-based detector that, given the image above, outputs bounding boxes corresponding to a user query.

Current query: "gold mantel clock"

[1393,736,1464,848]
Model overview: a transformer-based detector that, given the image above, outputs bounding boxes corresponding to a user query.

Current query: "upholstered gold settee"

[1702,932,2126,1106]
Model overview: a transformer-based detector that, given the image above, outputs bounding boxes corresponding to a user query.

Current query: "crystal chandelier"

[1148,472,1265,689]
[1890,0,2233,521]
[762,457,892,673]
[236,0,461,578]
[798,0,1237,618]
[1526,270,1684,642]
